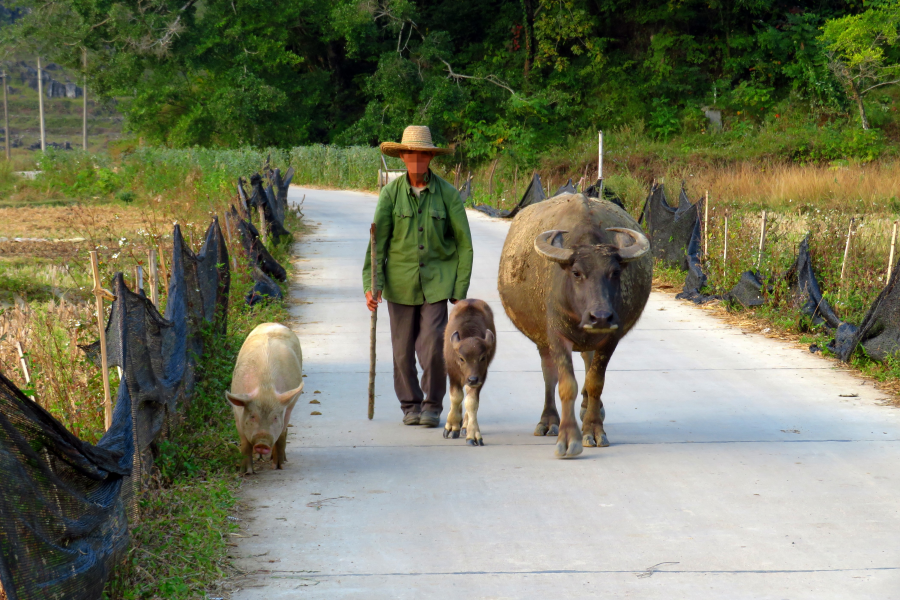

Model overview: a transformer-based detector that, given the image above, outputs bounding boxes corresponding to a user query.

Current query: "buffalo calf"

[443,299,496,446]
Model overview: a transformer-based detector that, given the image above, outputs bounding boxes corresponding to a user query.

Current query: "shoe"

[403,412,420,426]
[419,410,440,428]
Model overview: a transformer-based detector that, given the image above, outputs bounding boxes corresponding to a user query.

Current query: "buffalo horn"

[534,230,574,264]
[607,227,650,262]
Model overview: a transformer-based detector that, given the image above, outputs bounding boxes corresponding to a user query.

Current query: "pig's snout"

[253,444,272,455]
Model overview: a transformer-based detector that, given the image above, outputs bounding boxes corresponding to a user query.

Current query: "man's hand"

[366,290,383,312]
[450,298,458,305]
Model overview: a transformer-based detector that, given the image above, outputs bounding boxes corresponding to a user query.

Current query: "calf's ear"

[450,331,461,348]
[276,382,305,407]
[226,392,252,407]
[484,330,495,348]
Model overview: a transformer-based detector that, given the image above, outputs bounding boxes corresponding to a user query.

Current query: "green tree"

[821,4,900,129]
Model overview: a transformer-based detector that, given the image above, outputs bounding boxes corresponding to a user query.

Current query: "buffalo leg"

[579,351,594,421]
[443,382,464,440]
[534,345,561,436]
[551,334,582,458]
[463,385,484,446]
[582,346,615,448]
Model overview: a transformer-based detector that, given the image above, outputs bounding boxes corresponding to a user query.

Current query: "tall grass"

[289,144,404,189]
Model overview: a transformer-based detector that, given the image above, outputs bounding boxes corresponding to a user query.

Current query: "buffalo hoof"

[548,424,559,436]
[534,423,548,436]
[555,428,583,458]
[443,428,460,439]
[583,433,610,447]
[466,438,485,446]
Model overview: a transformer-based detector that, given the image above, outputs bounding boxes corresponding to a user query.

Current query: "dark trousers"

[387,300,448,415]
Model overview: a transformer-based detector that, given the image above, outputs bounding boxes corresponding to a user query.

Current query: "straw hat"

[380,125,452,158]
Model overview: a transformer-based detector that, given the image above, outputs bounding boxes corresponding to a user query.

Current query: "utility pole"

[36,56,46,152]
[2,70,9,160]
[82,49,87,151]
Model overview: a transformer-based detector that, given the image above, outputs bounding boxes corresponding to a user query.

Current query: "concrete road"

[231,187,900,599]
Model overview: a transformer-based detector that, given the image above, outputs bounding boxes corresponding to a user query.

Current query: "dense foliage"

[4,0,899,158]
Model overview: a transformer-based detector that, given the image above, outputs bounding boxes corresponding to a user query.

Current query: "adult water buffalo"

[498,193,652,458]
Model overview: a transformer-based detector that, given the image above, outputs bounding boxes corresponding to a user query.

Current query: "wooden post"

[82,48,88,151]
[703,190,709,258]
[513,165,518,201]
[258,205,268,246]
[487,158,499,198]
[368,223,377,420]
[2,71,9,161]
[840,217,854,286]
[888,222,898,280]
[454,162,461,188]
[598,130,603,180]
[158,243,169,289]
[89,251,114,430]
[756,210,768,273]
[135,265,143,293]
[149,248,159,307]
[223,213,238,271]
[15,341,31,387]
[36,57,46,152]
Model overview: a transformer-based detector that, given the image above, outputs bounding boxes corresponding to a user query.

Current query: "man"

[363,125,474,427]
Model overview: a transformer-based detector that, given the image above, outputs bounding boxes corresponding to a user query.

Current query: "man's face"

[400,150,435,179]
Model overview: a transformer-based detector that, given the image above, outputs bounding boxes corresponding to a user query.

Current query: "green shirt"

[363,170,473,305]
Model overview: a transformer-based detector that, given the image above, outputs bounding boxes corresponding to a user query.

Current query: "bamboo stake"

[89,251,114,430]
[888,222,898,280]
[158,243,169,289]
[135,265,143,294]
[756,210,768,273]
[15,341,31,387]
[2,71,9,161]
[223,213,238,271]
[368,223,377,420]
[598,130,603,180]
[703,190,709,258]
[258,205,268,246]
[149,248,159,307]
[723,216,729,277]
[454,162,461,188]
[840,217,854,286]
[36,57,46,152]
[82,48,88,151]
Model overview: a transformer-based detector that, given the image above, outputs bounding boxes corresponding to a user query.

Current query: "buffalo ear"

[450,331,461,348]
[484,330,495,348]
[276,382,304,407]
[226,392,252,408]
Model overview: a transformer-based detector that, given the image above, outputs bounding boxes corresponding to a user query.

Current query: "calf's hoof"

[443,428,460,439]
[466,438,485,446]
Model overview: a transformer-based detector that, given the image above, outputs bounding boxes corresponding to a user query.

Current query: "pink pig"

[226,323,304,474]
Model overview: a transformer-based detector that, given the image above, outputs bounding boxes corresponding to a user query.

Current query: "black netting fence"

[640,182,698,271]
[0,218,231,600]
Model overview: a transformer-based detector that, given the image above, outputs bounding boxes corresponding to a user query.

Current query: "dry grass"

[659,161,900,213]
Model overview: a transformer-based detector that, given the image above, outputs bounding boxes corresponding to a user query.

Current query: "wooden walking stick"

[368,223,377,420]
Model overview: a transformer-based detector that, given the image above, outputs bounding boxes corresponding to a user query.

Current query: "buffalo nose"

[588,310,615,329]
[467,376,480,385]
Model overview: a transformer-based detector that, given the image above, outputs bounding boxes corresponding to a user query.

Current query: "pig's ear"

[450,331,461,349]
[484,330,495,348]
[276,382,304,407]
[226,392,252,407]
